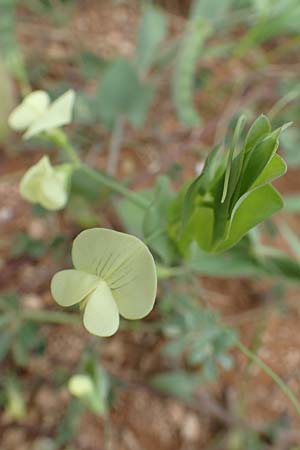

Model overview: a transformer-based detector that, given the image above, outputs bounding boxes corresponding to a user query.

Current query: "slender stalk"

[47,129,149,210]
[106,117,125,176]
[237,340,300,418]
[22,309,81,326]
[80,165,149,210]
[268,89,300,120]
[47,129,81,166]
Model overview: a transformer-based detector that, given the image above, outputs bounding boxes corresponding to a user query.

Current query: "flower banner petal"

[51,269,99,307]
[83,281,119,337]
[24,90,75,139]
[72,228,157,320]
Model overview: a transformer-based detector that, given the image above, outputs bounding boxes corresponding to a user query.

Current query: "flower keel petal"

[83,281,119,337]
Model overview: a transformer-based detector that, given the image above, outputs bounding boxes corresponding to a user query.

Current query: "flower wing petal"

[9,90,50,131]
[83,281,119,337]
[72,228,157,320]
[24,89,75,139]
[51,269,99,307]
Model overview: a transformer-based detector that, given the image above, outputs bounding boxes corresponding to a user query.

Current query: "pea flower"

[20,155,71,210]
[8,89,75,139]
[51,228,157,337]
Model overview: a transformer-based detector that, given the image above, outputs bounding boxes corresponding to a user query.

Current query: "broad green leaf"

[9,90,50,131]
[194,207,214,251]
[260,252,300,282]
[127,82,154,128]
[190,0,232,21]
[79,51,108,79]
[221,115,246,203]
[97,59,154,128]
[51,269,99,307]
[72,228,157,320]
[251,154,287,189]
[187,245,262,277]
[83,282,119,337]
[150,371,201,400]
[135,5,167,72]
[238,133,279,196]
[25,89,75,139]
[244,114,271,152]
[116,191,153,237]
[215,184,283,252]
[280,127,300,167]
[0,333,13,361]
[182,206,214,252]
[182,144,222,226]
[213,116,247,244]
[143,176,177,265]
[284,195,300,213]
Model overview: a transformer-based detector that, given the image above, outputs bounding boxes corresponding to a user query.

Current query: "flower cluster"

[8,89,75,139]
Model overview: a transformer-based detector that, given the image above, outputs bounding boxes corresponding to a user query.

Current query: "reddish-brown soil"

[1,1,300,449]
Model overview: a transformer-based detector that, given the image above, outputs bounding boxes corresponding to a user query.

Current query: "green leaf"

[116,191,153,237]
[79,51,108,79]
[260,253,300,282]
[280,127,300,167]
[213,116,247,245]
[238,133,279,196]
[143,176,178,265]
[0,333,13,361]
[251,154,287,189]
[97,59,154,128]
[284,195,300,213]
[135,5,167,72]
[183,207,214,252]
[190,0,232,21]
[182,144,222,226]
[221,114,246,203]
[187,245,262,277]
[215,184,283,252]
[244,114,271,152]
[150,371,201,400]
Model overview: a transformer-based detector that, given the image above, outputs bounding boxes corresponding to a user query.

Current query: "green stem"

[48,129,149,210]
[79,164,149,210]
[106,116,125,176]
[47,129,81,166]
[268,89,300,120]
[22,309,81,326]
[237,340,300,418]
